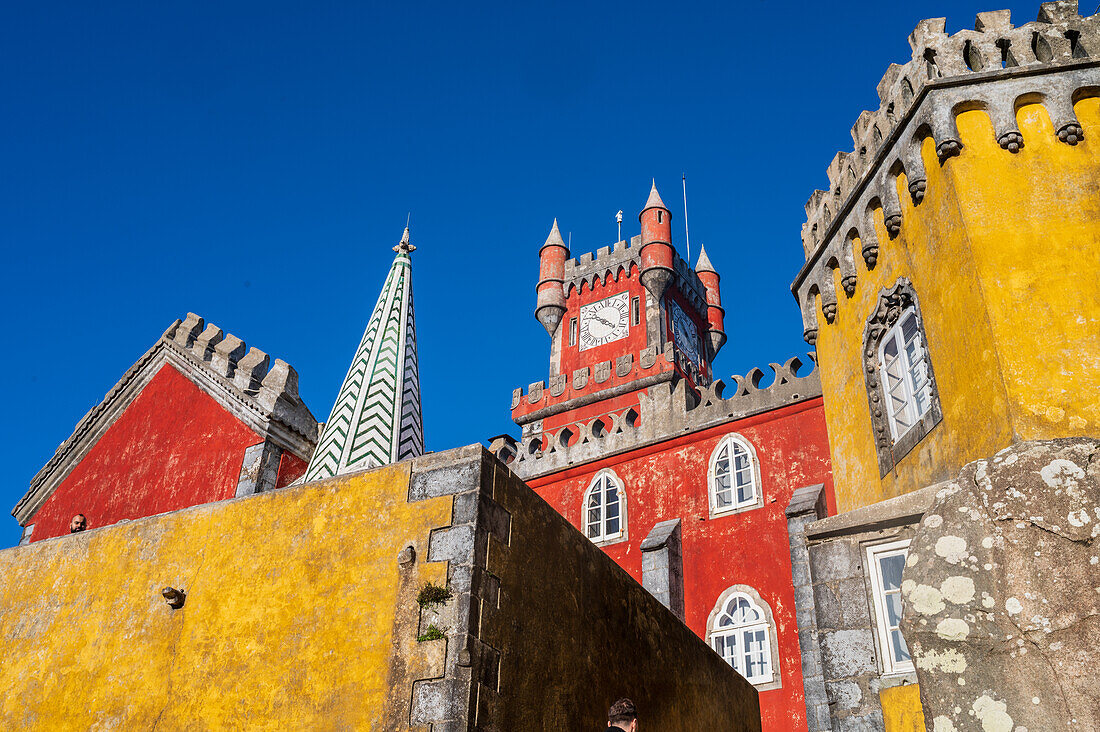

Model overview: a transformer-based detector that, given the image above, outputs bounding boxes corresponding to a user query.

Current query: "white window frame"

[707,588,776,686]
[866,539,915,676]
[707,434,762,516]
[583,470,627,544]
[877,307,932,442]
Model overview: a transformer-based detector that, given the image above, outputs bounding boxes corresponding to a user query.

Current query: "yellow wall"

[880,684,926,732]
[817,95,1100,513]
[0,463,453,731]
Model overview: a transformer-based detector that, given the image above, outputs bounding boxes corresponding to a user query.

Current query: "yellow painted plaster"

[816,95,1099,513]
[881,684,926,732]
[0,464,452,731]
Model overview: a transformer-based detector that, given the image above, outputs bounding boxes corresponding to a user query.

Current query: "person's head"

[69,514,87,533]
[608,698,637,731]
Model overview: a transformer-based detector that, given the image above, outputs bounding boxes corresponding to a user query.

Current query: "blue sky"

[0,1,1044,546]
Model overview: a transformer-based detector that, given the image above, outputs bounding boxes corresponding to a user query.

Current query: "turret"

[639,181,674,301]
[535,219,569,336]
[695,244,726,357]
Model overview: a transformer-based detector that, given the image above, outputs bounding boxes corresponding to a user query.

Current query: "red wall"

[527,397,835,732]
[275,451,308,489]
[558,264,650,377]
[29,365,265,541]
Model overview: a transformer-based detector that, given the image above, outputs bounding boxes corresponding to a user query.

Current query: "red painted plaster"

[527,397,835,732]
[558,265,650,377]
[28,365,264,541]
[275,451,308,489]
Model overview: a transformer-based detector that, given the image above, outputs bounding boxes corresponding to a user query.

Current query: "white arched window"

[584,471,626,543]
[709,590,774,685]
[878,306,933,441]
[708,434,760,514]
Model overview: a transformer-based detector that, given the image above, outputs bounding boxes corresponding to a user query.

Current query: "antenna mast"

[682,174,691,263]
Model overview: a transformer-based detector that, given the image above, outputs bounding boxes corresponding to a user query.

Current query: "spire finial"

[394,218,415,254]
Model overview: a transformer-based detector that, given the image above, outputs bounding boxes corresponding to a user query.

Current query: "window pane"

[744,629,767,678]
[879,554,904,590]
[883,336,899,359]
[885,592,903,627]
[900,312,919,342]
[737,476,754,505]
[891,628,911,663]
[715,472,732,507]
[605,516,619,535]
[605,501,619,519]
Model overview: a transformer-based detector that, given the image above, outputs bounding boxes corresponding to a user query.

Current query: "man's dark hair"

[608,698,637,724]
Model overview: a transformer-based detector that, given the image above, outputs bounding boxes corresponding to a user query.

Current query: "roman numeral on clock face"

[579,292,630,351]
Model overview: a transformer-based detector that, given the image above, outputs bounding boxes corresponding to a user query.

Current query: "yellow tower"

[784,5,1099,731]
[793,3,1100,512]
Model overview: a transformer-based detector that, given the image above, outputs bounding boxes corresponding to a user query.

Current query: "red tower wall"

[525,397,835,732]
[28,365,268,541]
[557,264,650,378]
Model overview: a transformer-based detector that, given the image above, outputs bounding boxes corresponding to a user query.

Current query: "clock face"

[670,300,699,363]
[579,292,630,351]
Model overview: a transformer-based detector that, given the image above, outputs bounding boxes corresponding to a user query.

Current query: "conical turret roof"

[642,179,668,212]
[695,243,717,274]
[304,226,424,481]
[541,218,567,252]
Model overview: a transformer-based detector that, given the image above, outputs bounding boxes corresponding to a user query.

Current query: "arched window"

[863,280,942,476]
[878,307,932,441]
[708,434,760,515]
[583,471,626,543]
[708,588,776,686]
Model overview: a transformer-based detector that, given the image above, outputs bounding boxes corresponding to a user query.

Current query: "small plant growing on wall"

[417,624,445,642]
[417,582,453,609]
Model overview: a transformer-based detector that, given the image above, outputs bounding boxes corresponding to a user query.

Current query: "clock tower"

[514,180,726,440]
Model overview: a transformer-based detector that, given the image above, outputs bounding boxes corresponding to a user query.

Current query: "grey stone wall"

[786,485,831,732]
[796,489,934,731]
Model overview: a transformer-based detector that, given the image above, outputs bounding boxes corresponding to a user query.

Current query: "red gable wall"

[526,396,835,732]
[28,365,265,542]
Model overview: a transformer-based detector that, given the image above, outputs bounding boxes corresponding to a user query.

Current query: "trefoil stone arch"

[706,585,781,689]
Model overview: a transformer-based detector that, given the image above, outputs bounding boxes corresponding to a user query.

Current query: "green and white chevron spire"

[304,226,424,481]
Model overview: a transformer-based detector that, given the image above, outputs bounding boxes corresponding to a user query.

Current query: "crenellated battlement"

[493,355,821,479]
[161,313,317,437]
[793,2,1099,344]
[15,313,320,525]
[562,234,709,316]
[510,337,719,424]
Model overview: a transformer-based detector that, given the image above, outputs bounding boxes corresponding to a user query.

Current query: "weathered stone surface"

[820,629,877,679]
[901,438,1100,732]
